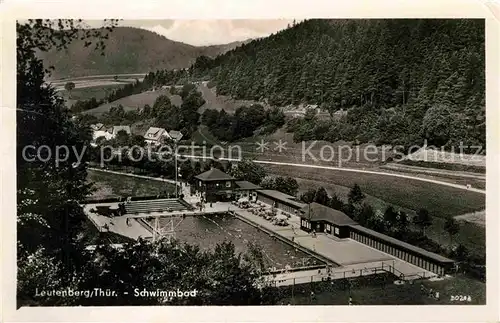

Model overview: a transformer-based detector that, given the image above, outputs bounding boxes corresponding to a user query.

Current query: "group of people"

[420,284,440,300]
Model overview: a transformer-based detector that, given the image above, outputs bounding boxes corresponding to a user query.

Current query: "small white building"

[91,125,113,147]
[143,127,170,146]
[90,124,131,147]
[90,123,105,131]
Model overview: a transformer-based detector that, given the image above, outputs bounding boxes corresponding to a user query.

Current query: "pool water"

[150,213,322,270]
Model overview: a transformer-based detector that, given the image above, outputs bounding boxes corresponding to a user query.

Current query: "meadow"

[84,90,182,116]
[277,274,485,305]
[58,84,126,108]
[266,164,485,219]
[86,169,175,199]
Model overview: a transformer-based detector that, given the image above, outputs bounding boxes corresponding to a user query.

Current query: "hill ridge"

[39,26,248,79]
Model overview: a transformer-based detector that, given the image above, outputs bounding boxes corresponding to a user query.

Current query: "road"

[52,80,138,92]
[47,73,148,82]
[176,154,486,194]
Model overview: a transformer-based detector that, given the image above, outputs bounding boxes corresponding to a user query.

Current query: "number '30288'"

[450,295,472,302]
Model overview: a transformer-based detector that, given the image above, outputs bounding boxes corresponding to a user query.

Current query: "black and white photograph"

[1,0,499,322]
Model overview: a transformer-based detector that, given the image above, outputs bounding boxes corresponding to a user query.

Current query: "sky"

[83,19,293,46]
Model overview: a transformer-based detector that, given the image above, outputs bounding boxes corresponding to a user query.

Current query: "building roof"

[300,203,358,226]
[194,168,235,182]
[256,189,306,209]
[92,130,113,140]
[235,181,261,190]
[348,224,454,263]
[90,123,104,131]
[144,127,169,141]
[112,125,131,135]
[168,130,183,141]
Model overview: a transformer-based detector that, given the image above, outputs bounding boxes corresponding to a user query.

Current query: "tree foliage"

[413,208,433,234]
[229,159,267,185]
[191,19,485,150]
[17,19,277,307]
[260,176,299,196]
[348,184,365,206]
[444,217,460,243]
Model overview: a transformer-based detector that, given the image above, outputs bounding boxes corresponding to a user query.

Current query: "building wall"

[348,230,449,276]
[256,192,302,214]
[337,226,350,238]
[300,218,312,232]
[194,179,236,202]
[236,190,257,201]
[305,221,350,238]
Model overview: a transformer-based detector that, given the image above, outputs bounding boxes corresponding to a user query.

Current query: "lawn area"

[296,177,415,215]
[192,126,222,146]
[197,83,265,114]
[58,84,126,109]
[87,169,175,199]
[83,89,182,116]
[276,274,485,305]
[424,217,485,256]
[60,84,125,101]
[266,164,485,219]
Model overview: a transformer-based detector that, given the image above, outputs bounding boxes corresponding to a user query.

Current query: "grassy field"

[84,90,182,116]
[58,84,126,108]
[267,164,485,219]
[87,169,175,199]
[197,83,267,114]
[60,84,125,101]
[277,274,485,305]
[424,217,485,255]
[296,178,417,216]
[192,126,222,146]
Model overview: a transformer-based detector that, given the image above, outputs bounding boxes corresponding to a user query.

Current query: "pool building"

[194,168,261,202]
[196,169,456,276]
[97,167,455,277]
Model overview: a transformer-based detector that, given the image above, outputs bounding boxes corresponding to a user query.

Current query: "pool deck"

[84,200,435,282]
[230,206,433,280]
[84,203,153,240]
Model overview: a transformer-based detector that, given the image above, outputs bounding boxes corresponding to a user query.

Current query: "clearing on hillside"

[197,83,269,114]
[83,90,183,116]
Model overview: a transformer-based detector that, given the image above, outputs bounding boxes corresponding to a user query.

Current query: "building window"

[334,227,340,235]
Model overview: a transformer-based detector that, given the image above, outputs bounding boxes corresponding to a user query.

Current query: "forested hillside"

[39,27,246,79]
[191,19,485,151]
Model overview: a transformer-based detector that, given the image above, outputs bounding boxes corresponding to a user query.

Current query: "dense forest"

[190,19,485,151]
